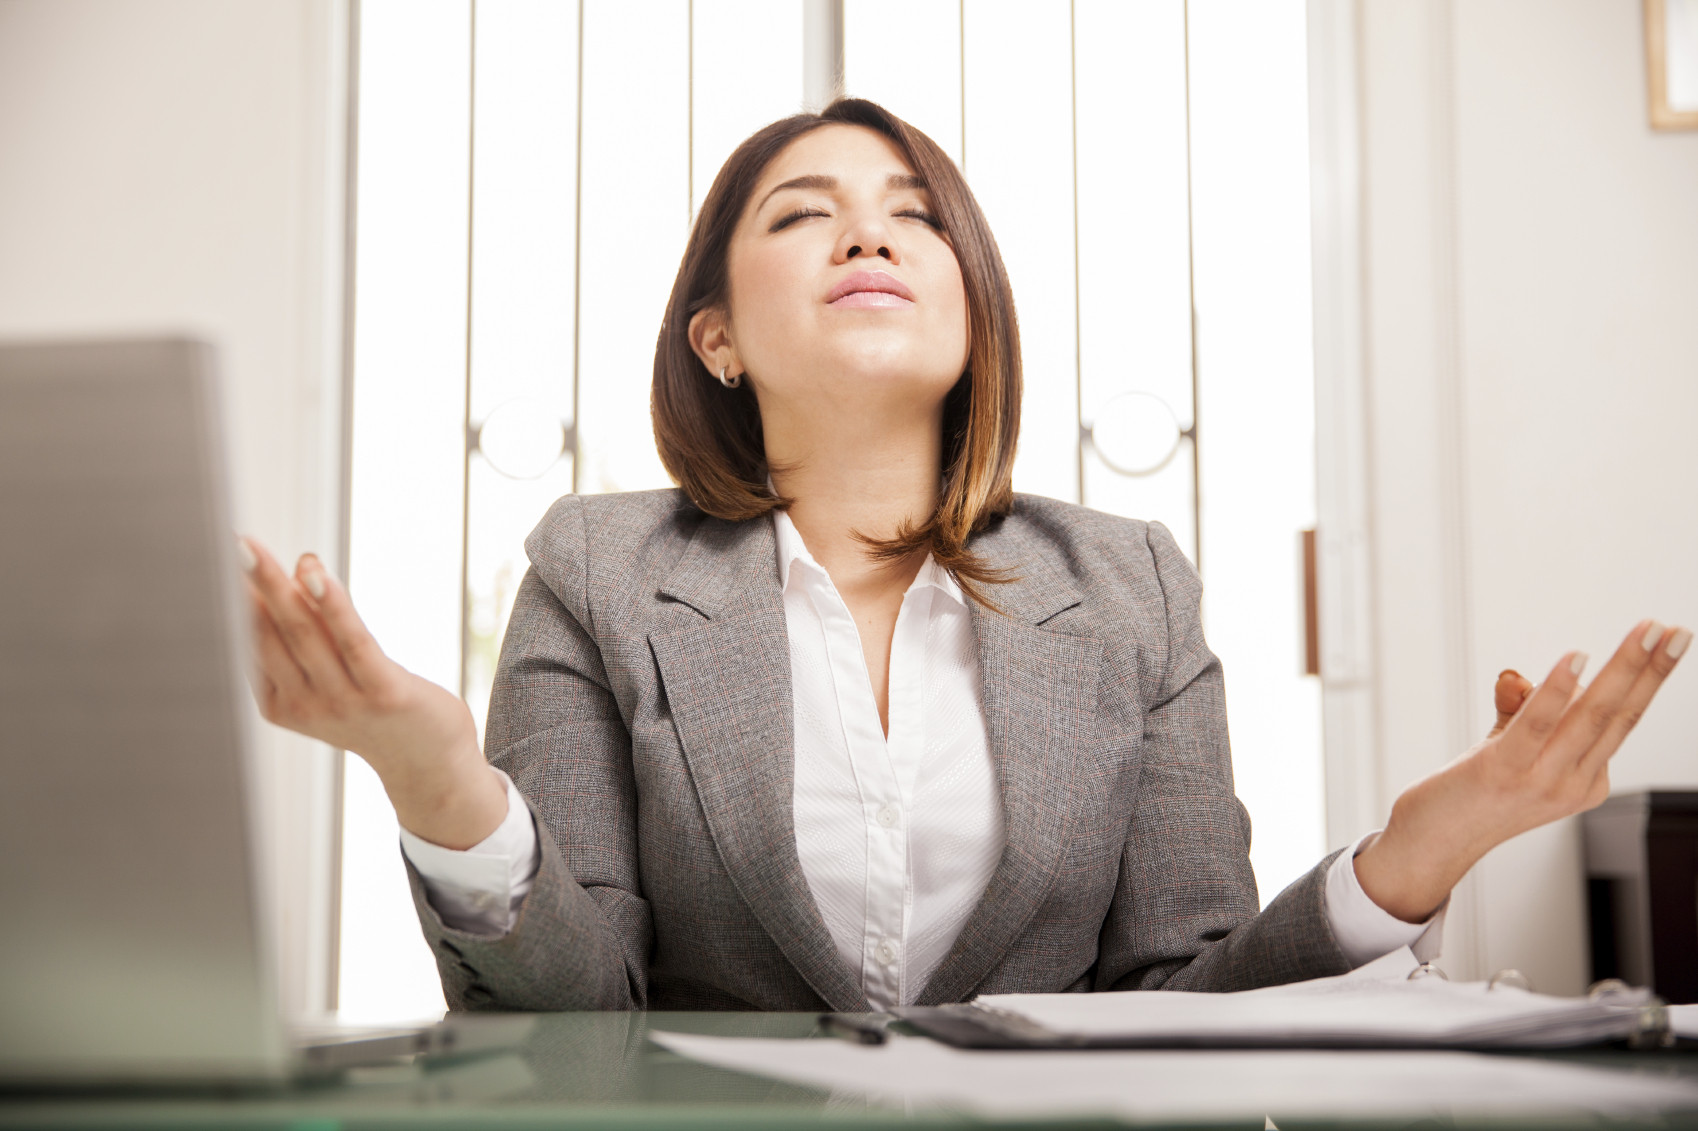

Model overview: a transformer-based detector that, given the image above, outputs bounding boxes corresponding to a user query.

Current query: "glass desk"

[2,1011,1695,1130]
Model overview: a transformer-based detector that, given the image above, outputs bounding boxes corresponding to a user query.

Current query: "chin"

[836,357,958,403]
[828,334,962,390]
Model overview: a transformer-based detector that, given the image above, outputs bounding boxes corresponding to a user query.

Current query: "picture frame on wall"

[1646,0,1698,129]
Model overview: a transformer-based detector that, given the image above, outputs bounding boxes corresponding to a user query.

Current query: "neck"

[764,400,942,590]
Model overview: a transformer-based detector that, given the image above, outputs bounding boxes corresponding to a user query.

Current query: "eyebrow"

[757,172,929,212]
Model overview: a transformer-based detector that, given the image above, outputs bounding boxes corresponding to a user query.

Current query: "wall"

[0,0,350,1018]
[1316,0,1698,992]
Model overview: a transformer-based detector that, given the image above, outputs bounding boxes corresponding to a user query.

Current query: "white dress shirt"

[775,507,1004,1007]
[402,509,1442,1006]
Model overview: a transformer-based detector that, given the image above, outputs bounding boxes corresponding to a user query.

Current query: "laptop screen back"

[0,338,288,1083]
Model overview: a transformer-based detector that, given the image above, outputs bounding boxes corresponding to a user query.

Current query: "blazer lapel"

[646,513,868,1012]
[916,518,1102,1005]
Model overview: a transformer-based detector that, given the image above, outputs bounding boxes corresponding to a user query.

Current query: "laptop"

[0,338,519,1086]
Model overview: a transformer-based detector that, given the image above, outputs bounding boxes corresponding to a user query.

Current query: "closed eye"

[769,207,829,232]
[769,206,944,232]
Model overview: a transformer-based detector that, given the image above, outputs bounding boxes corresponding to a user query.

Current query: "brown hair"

[650,97,1022,607]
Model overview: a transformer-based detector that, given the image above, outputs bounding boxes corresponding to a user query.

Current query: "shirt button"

[877,804,900,828]
[875,940,898,966]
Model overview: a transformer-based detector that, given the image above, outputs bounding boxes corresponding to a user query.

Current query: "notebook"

[896,948,1670,1050]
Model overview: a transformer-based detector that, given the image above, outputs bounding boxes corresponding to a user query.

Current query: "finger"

[290,553,388,689]
[1490,668,1535,737]
[239,537,354,698]
[244,584,305,722]
[1539,620,1668,773]
[1573,624,1689,781]
[1502,650,1588,760]
[1494,669,1534,718]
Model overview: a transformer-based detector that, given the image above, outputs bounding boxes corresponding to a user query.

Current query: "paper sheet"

[649,1030,1698,1122]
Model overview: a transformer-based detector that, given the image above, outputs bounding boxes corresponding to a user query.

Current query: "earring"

[718,366,741,389]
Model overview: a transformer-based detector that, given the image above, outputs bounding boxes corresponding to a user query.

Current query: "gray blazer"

[407,488,1352,1012]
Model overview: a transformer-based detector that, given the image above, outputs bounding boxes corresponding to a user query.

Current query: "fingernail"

[1641,623,1665,652]
[1569,652,1589,677]
[236,538,256,573]
[304,570,326,600]
[1668,628,1692,661]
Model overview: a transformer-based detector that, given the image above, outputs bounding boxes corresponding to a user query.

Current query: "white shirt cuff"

[397,767,541,938]
[1323,830,1447,967]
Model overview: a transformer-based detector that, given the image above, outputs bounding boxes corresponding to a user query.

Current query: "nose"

[834,210,901,265]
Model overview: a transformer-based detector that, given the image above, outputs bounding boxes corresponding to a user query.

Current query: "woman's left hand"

[1352,619,1690,924]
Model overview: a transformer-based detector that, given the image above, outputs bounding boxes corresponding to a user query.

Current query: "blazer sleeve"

[1093,519,1352,993]
[406,493,652,1011]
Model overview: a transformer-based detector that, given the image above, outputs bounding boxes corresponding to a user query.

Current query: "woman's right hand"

[237,537,507,849]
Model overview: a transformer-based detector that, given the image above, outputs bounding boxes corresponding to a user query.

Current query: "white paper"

[649,1031,1698,1120]
[649,1030,1698,1122]
[1673,1003,1698,1039]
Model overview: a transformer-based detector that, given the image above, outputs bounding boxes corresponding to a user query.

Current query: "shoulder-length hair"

[651,97,1021,608]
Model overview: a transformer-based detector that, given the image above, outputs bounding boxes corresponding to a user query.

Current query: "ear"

[687,305,742,384]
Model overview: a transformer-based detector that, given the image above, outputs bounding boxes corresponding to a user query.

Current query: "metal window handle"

[468,395,575,480]
[1083,390,1194,478]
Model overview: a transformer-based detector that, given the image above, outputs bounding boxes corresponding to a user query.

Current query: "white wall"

[0,0,350,1018]
[1317,0,1698,992]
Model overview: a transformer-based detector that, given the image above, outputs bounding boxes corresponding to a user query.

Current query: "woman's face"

[700,124,970,424]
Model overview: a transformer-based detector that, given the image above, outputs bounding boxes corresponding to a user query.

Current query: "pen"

[817,1012,893,1045]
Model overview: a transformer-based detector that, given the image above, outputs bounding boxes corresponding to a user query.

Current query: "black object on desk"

[1583,790,1698,1004]
[817,1012,895,1045]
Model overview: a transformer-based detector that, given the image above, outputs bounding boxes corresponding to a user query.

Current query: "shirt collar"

[769,505,967,611]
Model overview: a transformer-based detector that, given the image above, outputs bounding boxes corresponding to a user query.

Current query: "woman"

[240,99,1687,1012]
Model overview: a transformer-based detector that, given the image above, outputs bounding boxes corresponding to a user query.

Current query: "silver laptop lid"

[0,338,289,1084]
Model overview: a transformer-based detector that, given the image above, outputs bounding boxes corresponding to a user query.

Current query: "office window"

[342,0,1320,1022]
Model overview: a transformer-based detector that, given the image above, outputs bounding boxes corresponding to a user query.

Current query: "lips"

[826,270,915,306]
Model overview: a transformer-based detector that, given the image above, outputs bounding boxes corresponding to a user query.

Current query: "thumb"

[1489,668,1535,738]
